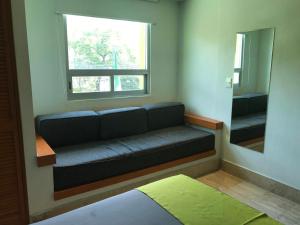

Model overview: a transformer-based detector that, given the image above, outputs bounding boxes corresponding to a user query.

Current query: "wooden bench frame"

[184,113,223,130]
[36,136,56,167]
[35,113,223,200]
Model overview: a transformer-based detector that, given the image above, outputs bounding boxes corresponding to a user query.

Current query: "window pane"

[233,72,240,84]
[66,15,148,70]
[114,75,145,92]
[72,76,111,93]
[234,34,244,69]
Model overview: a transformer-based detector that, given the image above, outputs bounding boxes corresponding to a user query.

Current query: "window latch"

[68,81,72,90]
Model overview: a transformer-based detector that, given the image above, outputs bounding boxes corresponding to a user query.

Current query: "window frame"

[63,14,151,100]
[233,33,245,87]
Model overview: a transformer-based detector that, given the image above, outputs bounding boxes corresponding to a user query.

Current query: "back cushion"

[36,111,99,148]
[144,102,185,131]
[97,107,147,139]
[232,97,249,118]
[248,94,268,114]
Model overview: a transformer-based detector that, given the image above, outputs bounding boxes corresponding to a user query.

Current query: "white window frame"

[63,15,151,100]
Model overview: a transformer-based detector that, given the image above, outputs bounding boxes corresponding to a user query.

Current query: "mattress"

[32,190,182,225]
[32,175,281,225]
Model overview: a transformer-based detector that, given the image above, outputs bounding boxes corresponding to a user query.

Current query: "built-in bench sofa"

[230,93,268,145]
[35,102,223,199]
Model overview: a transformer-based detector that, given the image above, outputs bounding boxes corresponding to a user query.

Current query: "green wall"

[26,0,179,116]
[179,0,300,190]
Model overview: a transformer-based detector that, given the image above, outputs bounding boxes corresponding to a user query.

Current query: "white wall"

[10,0,42,218]
[256,29,274,94]
[26,0,180,116]
[237,29,273,95]
[178,0,300,190]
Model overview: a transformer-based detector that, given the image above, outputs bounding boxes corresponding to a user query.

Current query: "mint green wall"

[179,0,300,190]
[26,0,179,116]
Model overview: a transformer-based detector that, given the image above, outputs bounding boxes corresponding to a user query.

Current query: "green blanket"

[138,175,281,225]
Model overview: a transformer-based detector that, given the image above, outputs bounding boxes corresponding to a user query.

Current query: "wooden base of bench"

[237,137,265,153]
[238,137,265,147]
[54,149,216,200]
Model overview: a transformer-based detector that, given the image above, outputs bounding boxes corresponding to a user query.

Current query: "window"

[233,33,245,85]
[64,15,150,99]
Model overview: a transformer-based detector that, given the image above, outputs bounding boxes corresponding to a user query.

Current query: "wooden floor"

[198,171,300,225]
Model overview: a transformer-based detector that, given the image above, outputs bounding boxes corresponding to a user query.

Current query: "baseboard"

[222,160,300,204]
[30,157,220,223]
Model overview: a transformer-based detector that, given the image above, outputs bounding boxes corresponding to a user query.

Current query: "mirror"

[230,28,275,152]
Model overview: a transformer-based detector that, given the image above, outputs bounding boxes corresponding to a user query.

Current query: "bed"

[32,175,281,225]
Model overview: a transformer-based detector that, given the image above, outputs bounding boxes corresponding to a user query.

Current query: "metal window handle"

[68,81,72,90]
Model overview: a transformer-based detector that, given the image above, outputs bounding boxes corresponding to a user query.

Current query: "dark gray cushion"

[32,190,182,225]
[248,94,268,114]
[144,102,185,131]
[97,107,147,139]
[230,113,266,144]
[53,126,214,191]
[36,111,99,148]
[232,96,249,118]
[232,93,268,118]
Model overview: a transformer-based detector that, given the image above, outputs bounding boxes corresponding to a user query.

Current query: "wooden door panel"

[0,216,21,225]
[0,131,20,219]
[0,1,14,121]
[0,0,29,224]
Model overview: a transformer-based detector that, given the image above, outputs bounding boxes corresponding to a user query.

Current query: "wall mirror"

[230,28,275,152]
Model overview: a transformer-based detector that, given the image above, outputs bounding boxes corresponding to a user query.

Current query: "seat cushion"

[36,111,99,148]
[232,93,268,118]
[230,113,266,144]
[97,107,148,140]
[247,94,268,114]
[232,96,249,118]
[143,102,185,131]
[53,126,214,191]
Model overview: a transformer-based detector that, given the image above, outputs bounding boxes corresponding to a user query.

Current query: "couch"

[230,93,268,144]
[36,102,216,192]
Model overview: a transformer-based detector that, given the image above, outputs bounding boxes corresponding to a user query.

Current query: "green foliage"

[70,29,136,69]
[70,29,142,93]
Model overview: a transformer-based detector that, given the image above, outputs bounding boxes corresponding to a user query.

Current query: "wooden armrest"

[184,113,223,130]
[36,136,56,167]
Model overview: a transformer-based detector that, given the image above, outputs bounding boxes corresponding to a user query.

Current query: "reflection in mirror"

[230,28,275,152]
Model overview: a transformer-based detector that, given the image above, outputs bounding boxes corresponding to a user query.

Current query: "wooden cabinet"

[0,0,29,224]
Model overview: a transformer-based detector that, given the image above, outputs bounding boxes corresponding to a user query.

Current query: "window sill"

[67,93,152,102]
